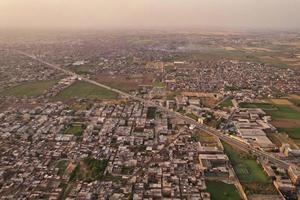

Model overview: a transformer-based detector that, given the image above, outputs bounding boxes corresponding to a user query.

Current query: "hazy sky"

[0,0,300,30]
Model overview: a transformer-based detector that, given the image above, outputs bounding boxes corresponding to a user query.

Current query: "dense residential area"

[0,31,300,200]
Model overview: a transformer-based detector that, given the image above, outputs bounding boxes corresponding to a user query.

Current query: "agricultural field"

[205,180,241,200]
[54,81,119,100]
[288,95,300,107]
[222,142,276,195]
[265,105,300,120]
[0,80,57,97]
[239,102,276,110]
[277,127,300,140]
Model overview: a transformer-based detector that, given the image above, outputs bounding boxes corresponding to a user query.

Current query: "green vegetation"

[289,98,300,107]
[277,127,300,139]
[102,173,123,183]
[146,107,156,119]
[266,105,300,120]
[191,134,201,142]
[239,102,276,110]
[56,160,68,176]
[64,123,85,137]
[153,81,166,88]
[121,166,134,175]
[240,102,300,119]
[81,157,108,181]
[69,165,80,182]
[54,81,118,100]
[223,142,276,195]
[69,157,108,182]
[186,113,199,121]
[205,180,241,200]
[0,80,57,97]
[219,98,233,108]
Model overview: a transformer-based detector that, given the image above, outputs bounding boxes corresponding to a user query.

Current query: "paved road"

[15,50,290,169]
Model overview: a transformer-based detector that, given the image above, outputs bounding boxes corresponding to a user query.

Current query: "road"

[15,50,290,169]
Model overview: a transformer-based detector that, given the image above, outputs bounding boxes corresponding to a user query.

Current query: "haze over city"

[0,0,300,30]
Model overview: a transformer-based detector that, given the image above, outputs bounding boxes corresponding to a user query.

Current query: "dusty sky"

[0,0,300,30]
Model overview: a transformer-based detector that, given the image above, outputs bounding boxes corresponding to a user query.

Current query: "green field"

[205,180,241,200]
[54,81,118,100]
[240,102,300,120]
[266,105,300,120]
[239,102,276,110]
[64,123,85,137]
[220,98,233,108]
[277,127,300,139]
[70,157,108,182]
[223,142,276,195]
[146,107,157,119]
[0,80,57,97]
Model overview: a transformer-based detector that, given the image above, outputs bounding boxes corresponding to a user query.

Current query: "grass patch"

[266,105,300,120]
[277,127,300,139]
[219,98,233,108]
[54,81,118,100]
[64,123,85,137]
[223,142,276,195]
[0,80,57,97]
[56,160,68,176]
[146,107,156,119]
[70,157,108,182]
[205,180,241,200]
[121,166,134,175]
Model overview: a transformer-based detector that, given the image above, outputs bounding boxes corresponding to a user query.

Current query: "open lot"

[205,180,241,200]
[223,142,276,195]
[69,157,108,182]
[94,74,154,92]
[64,123,85,137]
[0,80,57,97]
[54,81,119,100]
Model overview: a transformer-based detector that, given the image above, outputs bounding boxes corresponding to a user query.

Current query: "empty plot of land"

[222,142,276,195]
[54,81,119,100]
[94,74,154,92]
[205,180,241,200]
[267,132,299,149]
[0,80,57,97]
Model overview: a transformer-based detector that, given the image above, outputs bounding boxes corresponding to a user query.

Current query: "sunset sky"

[0,0,299,30]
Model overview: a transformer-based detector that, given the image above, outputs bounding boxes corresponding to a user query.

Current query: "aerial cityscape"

[1,1,300,200]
